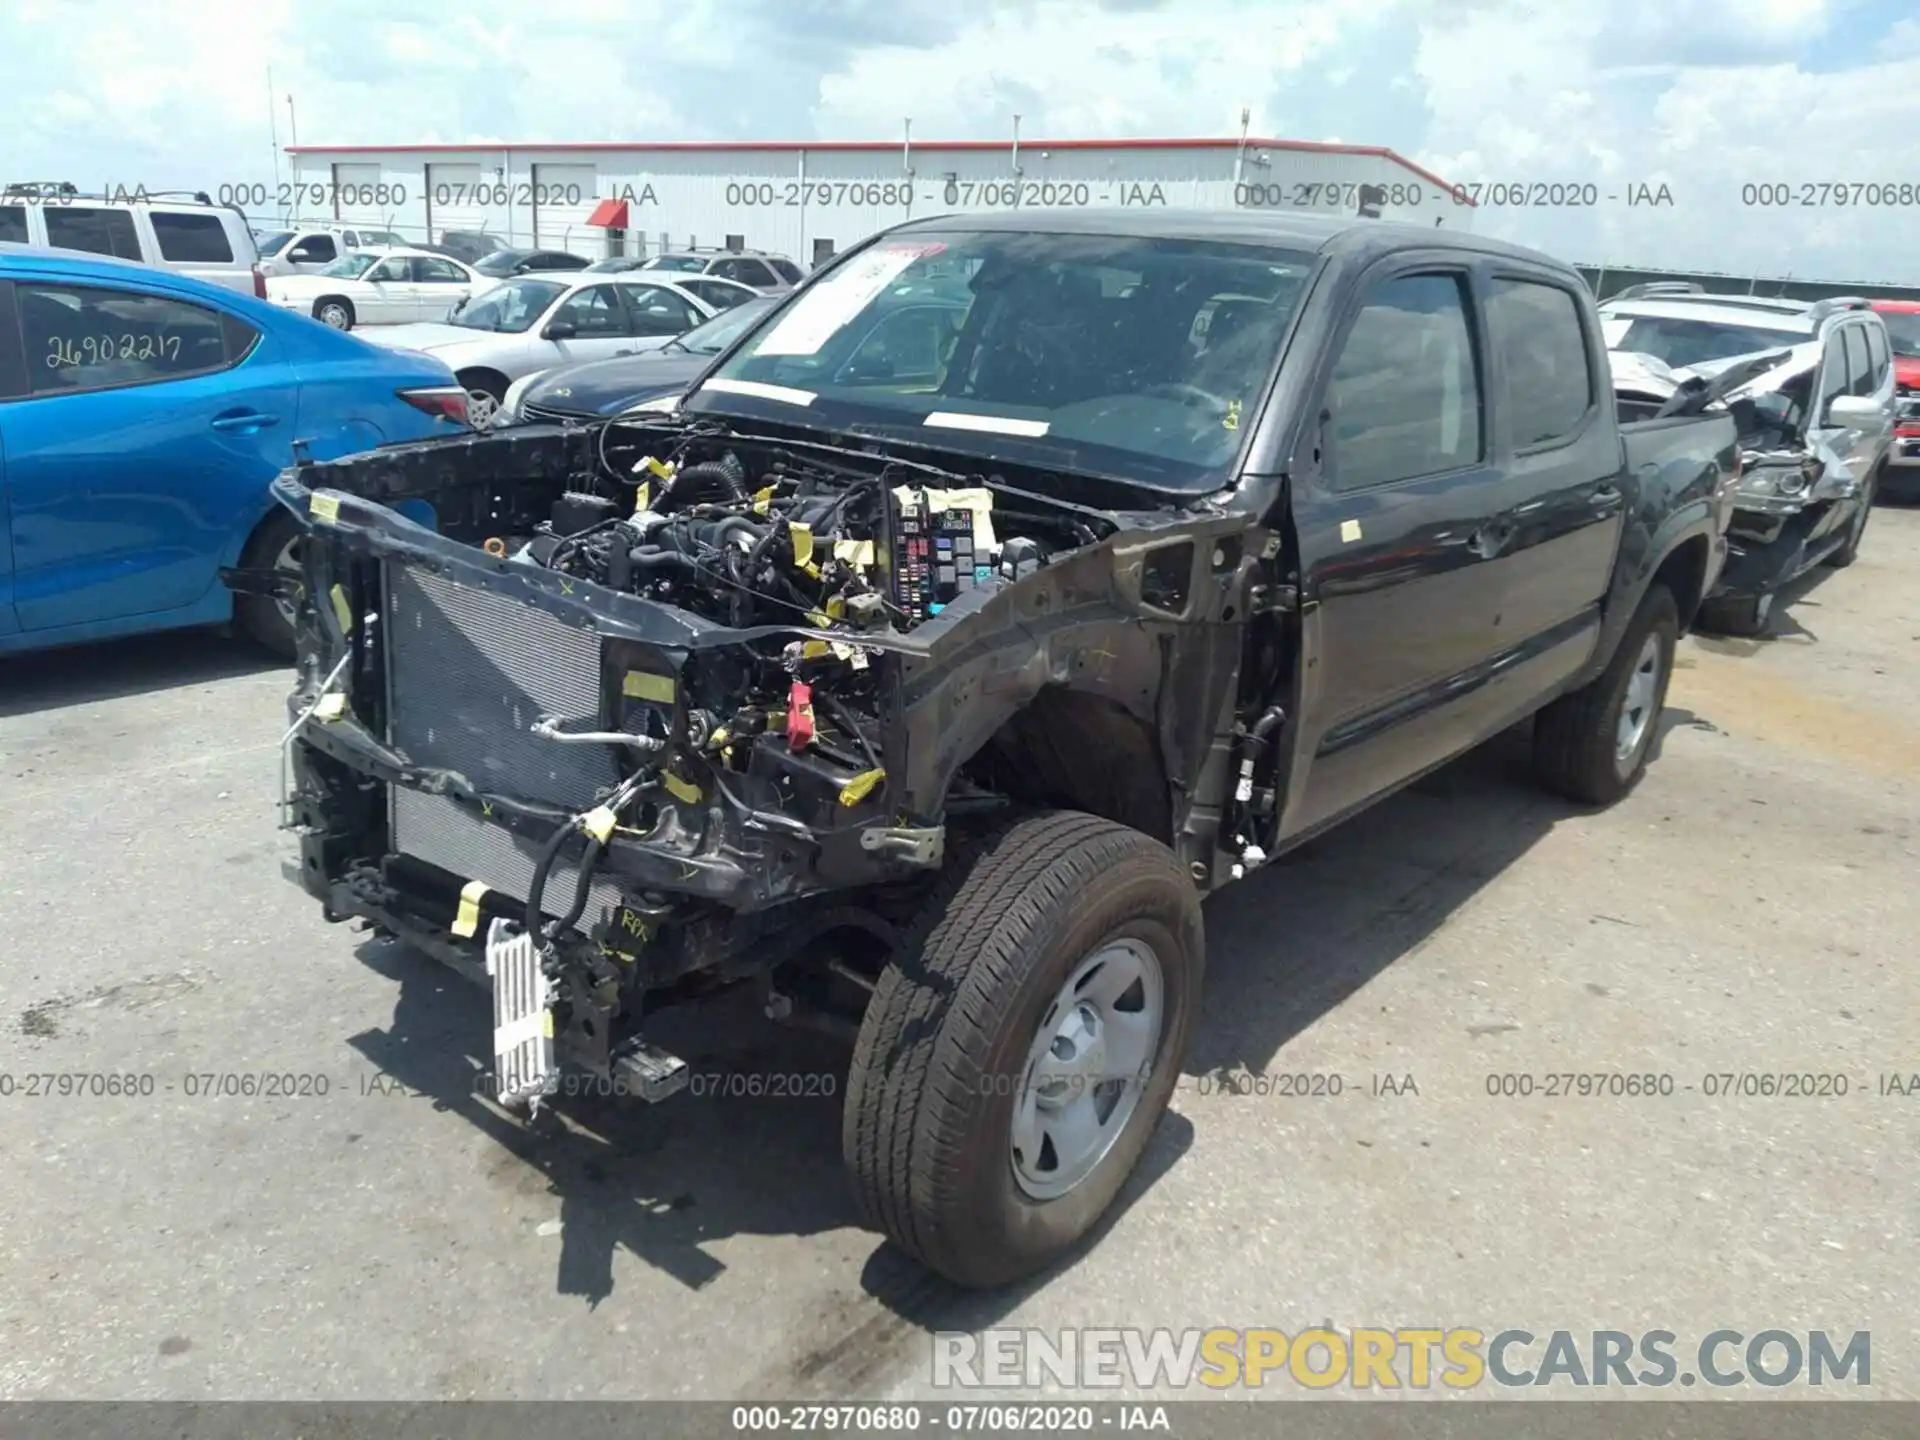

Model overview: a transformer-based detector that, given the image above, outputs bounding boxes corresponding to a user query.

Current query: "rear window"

[150,211,235,263]
[644,256,706,273]
[43,207,143,260]
[769,258,804,284]
[0,205,26,244]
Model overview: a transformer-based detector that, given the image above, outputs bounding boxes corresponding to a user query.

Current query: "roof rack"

[1610,281,1703,301]
[4,182,220,208]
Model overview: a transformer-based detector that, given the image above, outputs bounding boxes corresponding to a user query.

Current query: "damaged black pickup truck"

[264,212,1743,1288]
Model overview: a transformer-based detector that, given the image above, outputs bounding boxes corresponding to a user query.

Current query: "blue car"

[0,246,471,658]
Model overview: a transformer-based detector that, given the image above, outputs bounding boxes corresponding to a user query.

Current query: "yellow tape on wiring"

[581,805,618,845]
[839,768,886,807]
[622,670,677,704]
[329,584,353,636]
[832,539,875,567]
[633,481,651,512]
[451,879,491,938]
[313,693,347,722]
[801,640,831,659]
[662,771,702,805]
[752,485,776,516]
[640,456,675,481]
[789,522,814,568]
[309,492,340,525]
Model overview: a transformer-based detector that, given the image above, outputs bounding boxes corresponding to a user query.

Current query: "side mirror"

[288,247,316,263]
[1826,394,1882,429]
[544,321,578,340]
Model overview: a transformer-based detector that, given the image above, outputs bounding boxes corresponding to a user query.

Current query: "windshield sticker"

[923,412,1050,438]
[754,244,936,356]
[702,377,817,407]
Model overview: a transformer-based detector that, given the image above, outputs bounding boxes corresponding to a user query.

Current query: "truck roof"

[885,207,1576,271]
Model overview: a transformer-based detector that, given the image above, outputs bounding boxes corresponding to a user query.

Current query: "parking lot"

[1,504,1915,1402]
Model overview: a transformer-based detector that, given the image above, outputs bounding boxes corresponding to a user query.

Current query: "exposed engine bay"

[275,412,1259,1095]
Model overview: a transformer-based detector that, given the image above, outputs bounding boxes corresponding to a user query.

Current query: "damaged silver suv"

[1600,283,1895,635]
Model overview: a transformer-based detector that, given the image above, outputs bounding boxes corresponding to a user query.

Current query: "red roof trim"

[585,197,629,228]
[288,136,1462,196]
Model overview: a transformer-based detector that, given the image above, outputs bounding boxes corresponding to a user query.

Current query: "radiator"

[383,560,627,925]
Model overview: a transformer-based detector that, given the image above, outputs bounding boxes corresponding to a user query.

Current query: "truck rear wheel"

[1532,583,1678,806]
[843,811,1203,1289]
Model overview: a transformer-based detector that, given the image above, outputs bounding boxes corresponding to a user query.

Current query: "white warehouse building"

[281,136,1471,265]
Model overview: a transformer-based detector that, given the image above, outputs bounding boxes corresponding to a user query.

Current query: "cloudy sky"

[8,0,1920,281]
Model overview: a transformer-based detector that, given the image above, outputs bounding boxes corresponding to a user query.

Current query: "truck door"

[0,281,23,638]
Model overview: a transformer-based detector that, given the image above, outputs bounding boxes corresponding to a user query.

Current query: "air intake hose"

[658,452,748,511]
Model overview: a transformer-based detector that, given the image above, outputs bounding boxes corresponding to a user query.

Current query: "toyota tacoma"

[262,211,1743,1288]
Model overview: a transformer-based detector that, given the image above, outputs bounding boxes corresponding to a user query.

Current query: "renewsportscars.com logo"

[932,1327,1871,1391]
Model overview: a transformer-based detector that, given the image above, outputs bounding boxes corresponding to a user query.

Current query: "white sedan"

[359,272,732,426]
[264,247,482,331]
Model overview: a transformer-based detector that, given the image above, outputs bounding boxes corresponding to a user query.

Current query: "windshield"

[1879,310,1920,358]
[643,256,706,273]
[695,228,1316,491]
[672,295,780,354]
[452,279,565,333]
[1609,314,1808,369]
[258,232,294,256]
[318,253,378,279]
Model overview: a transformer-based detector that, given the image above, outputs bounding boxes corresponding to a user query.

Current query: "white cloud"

[4,0,1920,280]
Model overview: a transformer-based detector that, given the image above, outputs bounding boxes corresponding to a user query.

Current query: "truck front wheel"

[843,811,1203,1289]
[1532,583,1679,805]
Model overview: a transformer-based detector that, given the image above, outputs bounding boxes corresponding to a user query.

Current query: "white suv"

[0,183,264,296]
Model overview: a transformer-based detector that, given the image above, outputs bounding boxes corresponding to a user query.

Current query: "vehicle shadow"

[0,627,283,718]
[1189,726,1575,1079]
[339,721,1627,1390]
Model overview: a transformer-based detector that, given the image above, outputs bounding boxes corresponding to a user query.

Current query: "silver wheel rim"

[272,534,305,631]
[319,304,349,329]
[466,388,499,426]
[1011,937,1165,1201]
[1614,632,1663,768]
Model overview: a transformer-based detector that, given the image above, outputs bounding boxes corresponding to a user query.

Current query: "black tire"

[844,811,1203,1289]
[1825,462,1879,568]
[234,511,304,659]
[1696,591,1772,638]
[312,297,355,331]
[1532,583,1678,806]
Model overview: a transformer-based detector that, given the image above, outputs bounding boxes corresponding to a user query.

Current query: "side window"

[1486,277,1594,446]
[297,234,338,263]
[341,231,360,248]
[1866,323,1891,389]
[619,284,702,336]
[686,279,748,311]
[710,258,757,285]
[0,205,28,243]
[1325,272,1483,491]
[770,258,805,284]
[367,258,411,283]
[414,257,467,283]
[550,284,627,335]
[43,207,143,259]
[150,211,235,263]
[19,284,241,397]
[1844,325,1873,396]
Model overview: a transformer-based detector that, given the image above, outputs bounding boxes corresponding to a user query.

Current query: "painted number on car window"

[46,332,184,369]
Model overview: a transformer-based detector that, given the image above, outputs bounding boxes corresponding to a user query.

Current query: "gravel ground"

[1,504,1915,1403]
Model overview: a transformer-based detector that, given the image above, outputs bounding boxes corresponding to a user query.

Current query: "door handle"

[211,410,279,433]
[1591,484,1622,505]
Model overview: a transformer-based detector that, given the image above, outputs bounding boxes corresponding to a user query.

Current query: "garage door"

[329,163,389,231]
[531,164,600,253]
[425,163,491,248]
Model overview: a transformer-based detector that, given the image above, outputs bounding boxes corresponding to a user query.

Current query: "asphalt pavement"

[1,506,1916,1402]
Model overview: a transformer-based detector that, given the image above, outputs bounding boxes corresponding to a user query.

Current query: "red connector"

[787,680,815,752]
